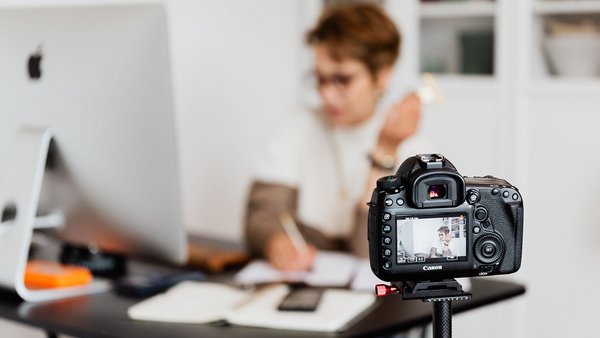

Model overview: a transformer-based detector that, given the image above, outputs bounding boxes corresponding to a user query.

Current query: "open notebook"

[127,281,376,332]
[234,251,359,287]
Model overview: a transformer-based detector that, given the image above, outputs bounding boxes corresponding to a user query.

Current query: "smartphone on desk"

[277,287,324,312]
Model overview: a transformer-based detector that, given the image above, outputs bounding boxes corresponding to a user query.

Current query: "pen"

[278,212,310,257]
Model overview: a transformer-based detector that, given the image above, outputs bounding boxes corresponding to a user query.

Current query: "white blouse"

[253,103,437,238]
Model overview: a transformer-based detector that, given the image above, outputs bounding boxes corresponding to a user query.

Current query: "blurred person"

[245,3,435,271]
[430,226,454,258]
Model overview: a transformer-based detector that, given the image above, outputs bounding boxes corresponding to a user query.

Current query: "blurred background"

[1,0,599,337]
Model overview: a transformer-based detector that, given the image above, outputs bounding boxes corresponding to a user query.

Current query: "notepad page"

[350,259,388,292]
[227,284,376,332]
[127,281,249,323]
[234,251,358,287]
[304,251,358,286]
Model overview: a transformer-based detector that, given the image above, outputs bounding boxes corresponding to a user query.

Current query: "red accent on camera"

[375,284,399,297]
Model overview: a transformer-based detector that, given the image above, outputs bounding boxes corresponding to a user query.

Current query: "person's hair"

[438,226,450,234]
[306,3,401,76]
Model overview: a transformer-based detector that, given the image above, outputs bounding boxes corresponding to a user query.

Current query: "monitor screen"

[0,5,187,264]
[396,214,467,264]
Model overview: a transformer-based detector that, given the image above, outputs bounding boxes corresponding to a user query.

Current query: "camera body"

[368,154,523,281]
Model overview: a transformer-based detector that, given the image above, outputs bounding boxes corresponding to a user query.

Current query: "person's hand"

[376,93,421,154]
[265,233,316,271]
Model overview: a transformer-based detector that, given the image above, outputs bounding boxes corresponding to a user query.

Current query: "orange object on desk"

[24,260,92,289]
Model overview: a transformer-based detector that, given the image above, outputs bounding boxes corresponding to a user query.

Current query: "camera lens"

[427,184,447,199]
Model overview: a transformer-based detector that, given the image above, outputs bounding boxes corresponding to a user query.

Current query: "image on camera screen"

[396,215,467,264]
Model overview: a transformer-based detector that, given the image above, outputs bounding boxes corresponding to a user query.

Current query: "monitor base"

[0,128,111,302]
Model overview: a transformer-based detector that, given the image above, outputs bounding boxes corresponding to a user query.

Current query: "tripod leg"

[432,301,452,338]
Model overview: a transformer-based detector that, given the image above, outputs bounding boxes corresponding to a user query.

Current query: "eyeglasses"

[310,69,365,93]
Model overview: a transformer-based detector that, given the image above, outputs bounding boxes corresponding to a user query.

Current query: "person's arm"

[359,93,421,210]
[430,247,438,258]
[244,181,289,256]
[348,94,421,257]
[244,181,315,271]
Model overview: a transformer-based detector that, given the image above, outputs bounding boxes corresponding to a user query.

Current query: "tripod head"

[376,279,471,301]
[375,279,471,338]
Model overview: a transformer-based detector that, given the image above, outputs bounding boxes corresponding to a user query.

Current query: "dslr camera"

[368,154,523,281]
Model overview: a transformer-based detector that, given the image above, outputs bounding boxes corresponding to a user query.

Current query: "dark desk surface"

[0,278,525,338]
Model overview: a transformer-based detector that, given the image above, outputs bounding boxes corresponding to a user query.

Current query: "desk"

[0,278,524,338]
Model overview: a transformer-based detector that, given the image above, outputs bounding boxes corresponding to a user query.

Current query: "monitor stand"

[0,128,110,302]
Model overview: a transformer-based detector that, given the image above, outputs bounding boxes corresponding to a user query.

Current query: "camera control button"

[396,198,405,206]
[383,237,392,245]
[479,265,494,273]
[492,188,499,195]
[512,193,519,201]
[383,248,392,257]
[502,191,510,198]
[475,207,488,221]
[382,224,392,233]
[467,190,480,204]
[474,234,504,264]
[385,198,393,206]
[482,220,492,229]
[382,213,392,222]
[377,176,402,190]
[483,244,496,257]
[473,226,481,234]
[382,261,392,270]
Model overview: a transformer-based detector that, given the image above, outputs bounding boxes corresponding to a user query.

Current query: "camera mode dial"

[376,175,402,191]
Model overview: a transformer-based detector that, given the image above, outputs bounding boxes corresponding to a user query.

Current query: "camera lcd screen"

[396,214,467,264]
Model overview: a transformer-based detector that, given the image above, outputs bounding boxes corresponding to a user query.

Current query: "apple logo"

[27,45,43,80]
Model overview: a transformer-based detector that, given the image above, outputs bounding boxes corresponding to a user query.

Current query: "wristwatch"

[368,153,397,171]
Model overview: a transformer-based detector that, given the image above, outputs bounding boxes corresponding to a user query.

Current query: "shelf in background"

[532,0,600,15]
[529,77,600,97]
[425,74,502,96]
[420,1,497,19]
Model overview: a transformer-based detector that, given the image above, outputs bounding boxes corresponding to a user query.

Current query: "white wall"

[167,0,302,241]
[519,92,600,337]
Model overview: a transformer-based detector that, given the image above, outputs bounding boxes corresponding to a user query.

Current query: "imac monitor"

[0,5,187,264]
